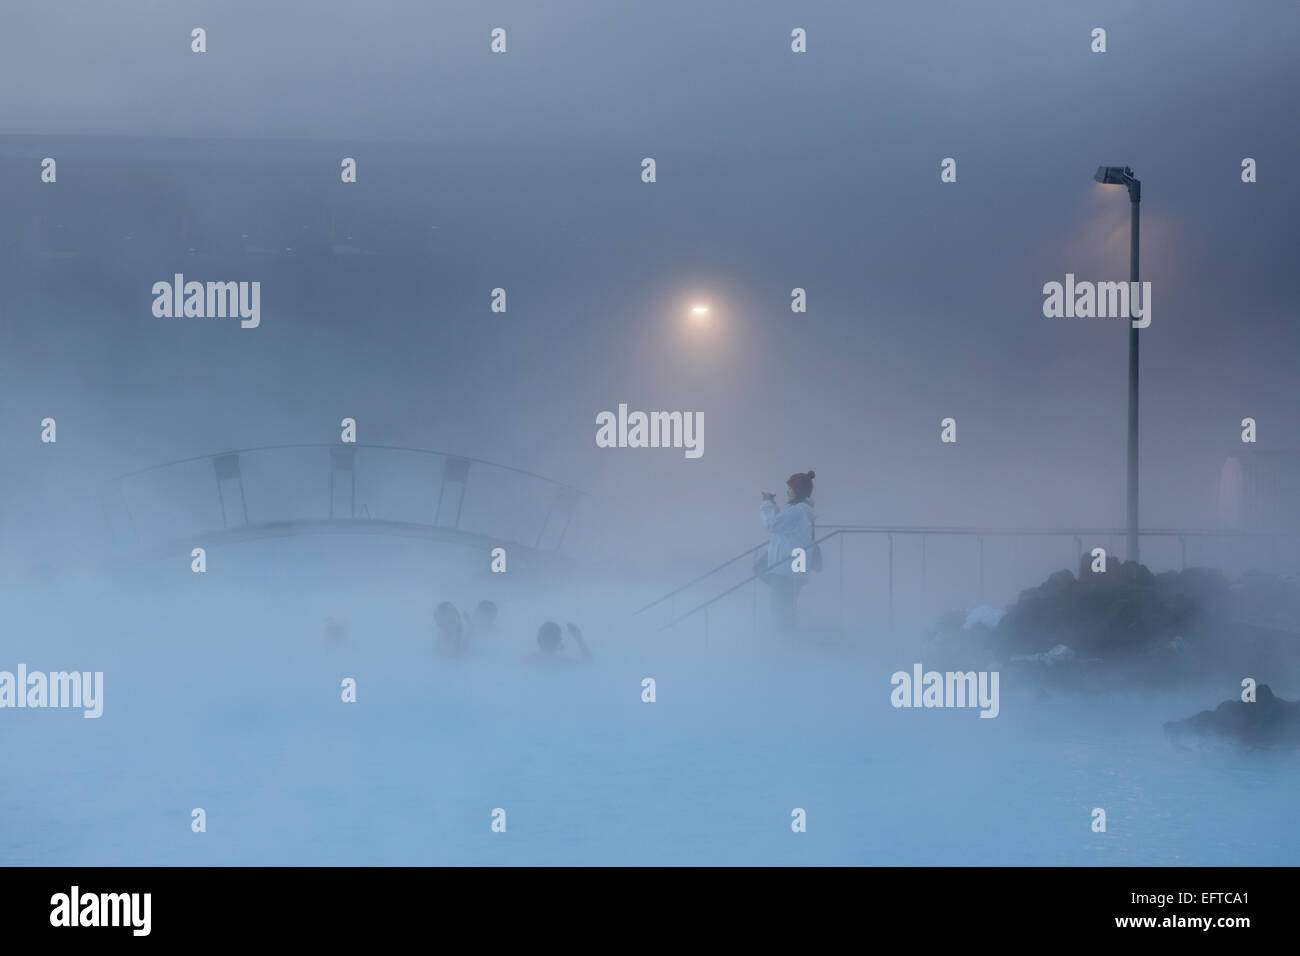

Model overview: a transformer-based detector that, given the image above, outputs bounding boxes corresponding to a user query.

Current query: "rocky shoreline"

[922,561,1300,744]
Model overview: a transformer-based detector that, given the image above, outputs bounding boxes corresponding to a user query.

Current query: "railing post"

[888,533,894,612]
[839,534,845,630]
[920,534,926,592]
[213,453,246,528]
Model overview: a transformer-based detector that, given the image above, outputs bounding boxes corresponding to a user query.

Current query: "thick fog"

[3,0,1299,574]
[1,0,1298,866]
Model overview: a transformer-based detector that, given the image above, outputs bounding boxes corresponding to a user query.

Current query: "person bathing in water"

[434,601,467,656]
[460,600,502,659]
[529,621,592,666]
[758,470,816,635]
[470,600,497,638]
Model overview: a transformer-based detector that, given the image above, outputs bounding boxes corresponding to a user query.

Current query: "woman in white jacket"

[758,469,816,634]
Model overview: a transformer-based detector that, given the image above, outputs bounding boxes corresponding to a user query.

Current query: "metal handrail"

[648,525,1298,633]
[802,525,1289,537]
[108,442,588,497]
[100,442,587,556]
[632,540,769,615]
[655,528,845,631]
[633,522,902,617]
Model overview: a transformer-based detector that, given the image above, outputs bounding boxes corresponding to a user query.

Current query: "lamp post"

[1094,165,1142,564]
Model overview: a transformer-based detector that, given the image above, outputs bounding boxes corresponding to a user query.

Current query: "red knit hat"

[786,470,815,500]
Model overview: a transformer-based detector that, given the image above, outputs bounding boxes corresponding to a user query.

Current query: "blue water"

[5,649,1296,864]
[3,558,1297,866]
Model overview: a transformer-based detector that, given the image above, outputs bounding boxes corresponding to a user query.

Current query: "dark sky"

[1,0,1297,573]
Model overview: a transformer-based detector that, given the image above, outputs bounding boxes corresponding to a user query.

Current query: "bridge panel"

[102,444,585,561]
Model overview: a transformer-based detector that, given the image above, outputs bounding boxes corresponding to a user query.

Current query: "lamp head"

[1094,165,1140,200]
[1094,165,1134,184]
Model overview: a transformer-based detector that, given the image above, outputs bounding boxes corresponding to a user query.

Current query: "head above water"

[474,600,498,625]
[435,601,462,634]
[537,621,562,652]
[786,469,815,503]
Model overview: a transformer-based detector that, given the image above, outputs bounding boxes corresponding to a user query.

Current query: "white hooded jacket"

[759,498,814,576]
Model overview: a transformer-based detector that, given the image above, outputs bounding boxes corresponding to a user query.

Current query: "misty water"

[4,0,1300,878]
[4,538,1295,867]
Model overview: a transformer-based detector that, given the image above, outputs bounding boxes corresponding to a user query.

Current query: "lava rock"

[1164,684,1300,750]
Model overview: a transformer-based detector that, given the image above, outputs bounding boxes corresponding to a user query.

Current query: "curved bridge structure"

[98,443,585,562]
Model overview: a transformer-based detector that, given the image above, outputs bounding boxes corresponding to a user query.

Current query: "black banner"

[0,867,1281,943]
